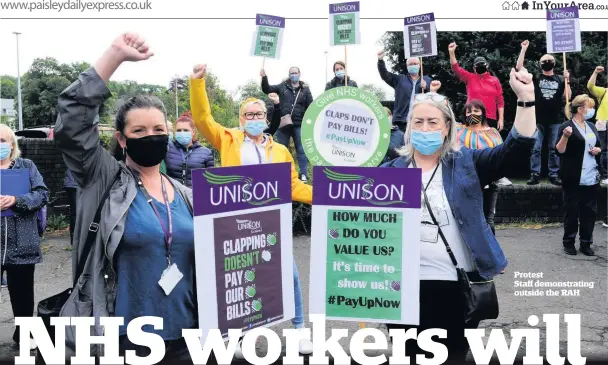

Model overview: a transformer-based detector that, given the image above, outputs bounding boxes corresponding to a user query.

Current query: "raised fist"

[377,50,384,59]
[448,42,457,52]
[521,40,529,49]
[260,69,266,77]
[268,93,279,104]
[111,33,154,62]
[563,126,573,138]
[509,67,534,100]
[430,80,441,92]
[191,64,207,79]
[595,66,605,73]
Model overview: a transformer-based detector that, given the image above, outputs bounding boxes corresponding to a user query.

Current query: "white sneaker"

[30,339,37,350]
[298,328,313,355]
[601,178,608,186]
[234,337,245,359]
[497,177,512,186]
[603,222,608,228]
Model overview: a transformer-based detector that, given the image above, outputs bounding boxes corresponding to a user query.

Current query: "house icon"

[522,1,529,9]
[502,1,511,10]
[512,1,520,10]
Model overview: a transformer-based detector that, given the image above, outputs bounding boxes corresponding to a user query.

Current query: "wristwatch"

[517,100,535,107]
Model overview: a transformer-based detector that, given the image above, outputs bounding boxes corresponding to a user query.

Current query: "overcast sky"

[1,0,606,99]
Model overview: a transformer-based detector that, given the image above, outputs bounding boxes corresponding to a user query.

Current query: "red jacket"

[451,62,504,121]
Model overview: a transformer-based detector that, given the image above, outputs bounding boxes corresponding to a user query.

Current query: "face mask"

[475,64,487,74]
[585,108,595,120]
[407,65,420,74]
[0,142,11,160]
[411,130,444,156]
[175,131,192,146]
[466,114,483,125]
[335,70,345,79]
[290,74,300,83]
[540,61,555,71]
[125,134,169,167]
[244,120,267,136]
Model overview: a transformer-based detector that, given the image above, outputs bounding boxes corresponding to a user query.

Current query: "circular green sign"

[301,86,391,167]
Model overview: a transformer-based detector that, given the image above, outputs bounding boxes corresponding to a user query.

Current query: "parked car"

[15,125,54,139]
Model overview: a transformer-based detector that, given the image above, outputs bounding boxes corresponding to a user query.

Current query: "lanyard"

[412,159,440,193]
[179,148,191,185]
[254,144,263,164]
[134,170,174,265]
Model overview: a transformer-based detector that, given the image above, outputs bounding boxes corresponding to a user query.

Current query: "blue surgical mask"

[245,120,267,136]
[175,131,192,146]
[411,130,443,155]
[290,74,300,83]
[335,70,345,79]
[585,108,595,120]
[0,142,11,160]
[408,65,420,74]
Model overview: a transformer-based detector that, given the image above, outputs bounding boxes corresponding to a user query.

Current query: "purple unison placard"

[404,12,435,26]
[546,6,579,20]
[329,1,359,14]
[312,166,421,209]
[256,13,285,28]
[192,163,291,216]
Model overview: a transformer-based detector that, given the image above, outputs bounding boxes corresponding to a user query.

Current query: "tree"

[359,83,389,101]
[381,31,607,128]
[236,79,267,103]
[0,76,17,100]
[20,57,91,127]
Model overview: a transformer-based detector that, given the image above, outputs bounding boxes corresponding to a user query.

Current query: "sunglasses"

[414,93,447,103]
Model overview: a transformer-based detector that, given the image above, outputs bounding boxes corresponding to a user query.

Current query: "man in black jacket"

[325,61,358,90]
[261,67,313,181]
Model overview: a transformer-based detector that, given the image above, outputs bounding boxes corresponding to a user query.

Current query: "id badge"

[158,263,184,296]
[421,224,439,243]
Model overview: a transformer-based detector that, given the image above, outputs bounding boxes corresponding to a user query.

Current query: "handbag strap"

[413,160,460,269]
[290,89,302,116]
[73,168,121,287]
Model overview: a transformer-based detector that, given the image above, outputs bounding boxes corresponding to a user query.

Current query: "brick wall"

[17,138,67,212]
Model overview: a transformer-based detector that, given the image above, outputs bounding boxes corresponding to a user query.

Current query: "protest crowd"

[0,28,606,364]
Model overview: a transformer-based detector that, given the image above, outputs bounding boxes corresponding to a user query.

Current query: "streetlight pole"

[174,75,179,118]
[13,32,23,131]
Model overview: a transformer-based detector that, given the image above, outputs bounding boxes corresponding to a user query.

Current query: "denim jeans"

[292,260,304,328]
[275,125,308,176]
[530,123,561,177]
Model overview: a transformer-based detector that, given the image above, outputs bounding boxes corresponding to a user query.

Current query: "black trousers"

[385,280,478,364]
[599,130,607,178]
[483,184,498,235]
[563,184,599,245]
[66,187,77,245]
[4,264,36,343]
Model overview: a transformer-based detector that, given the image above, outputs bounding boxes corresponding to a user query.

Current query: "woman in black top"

[555,94,602,256]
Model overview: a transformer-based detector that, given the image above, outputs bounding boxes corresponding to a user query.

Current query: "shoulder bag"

[279,88,302,129]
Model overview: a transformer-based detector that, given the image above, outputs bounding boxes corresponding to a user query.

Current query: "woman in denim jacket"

[382,67,538,361]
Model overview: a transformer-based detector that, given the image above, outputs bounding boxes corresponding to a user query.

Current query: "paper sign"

[546,6,581,53]
[309,166,422,325]
[403,12,437,58]
[251,14,285,59]
[301,87,391,167]
[192,163,294,341]
[329,2,361,46]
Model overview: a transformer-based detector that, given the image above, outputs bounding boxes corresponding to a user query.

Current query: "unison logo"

[548,8,576,18]
[323,168,405,206]
[236,219,262,233]
[204,170,281,207]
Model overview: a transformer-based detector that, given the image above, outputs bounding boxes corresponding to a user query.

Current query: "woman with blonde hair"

[189,64,313,358]
[0,124,49,349]
[381,68,537,361]
[555,94,602,256]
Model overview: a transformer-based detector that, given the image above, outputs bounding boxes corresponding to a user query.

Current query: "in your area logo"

[204,170,282,206]
[324,168,406,206]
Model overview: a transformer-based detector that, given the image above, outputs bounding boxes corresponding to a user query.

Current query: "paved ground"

[1,225,607,363]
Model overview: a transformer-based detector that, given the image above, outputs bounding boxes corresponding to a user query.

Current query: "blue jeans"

[292,260,304,328]
[275,125,308,176]
[530,123,561,177]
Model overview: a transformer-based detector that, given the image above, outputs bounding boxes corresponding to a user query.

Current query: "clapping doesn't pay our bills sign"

[329,1,361,46]
[403,12,437,58]
[251,13,285,59]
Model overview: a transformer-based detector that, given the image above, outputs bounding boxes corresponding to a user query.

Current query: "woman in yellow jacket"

[189,64,313,358]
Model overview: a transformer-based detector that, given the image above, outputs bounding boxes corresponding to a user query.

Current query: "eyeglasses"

[243,111,267,120]
[414,93,447,103]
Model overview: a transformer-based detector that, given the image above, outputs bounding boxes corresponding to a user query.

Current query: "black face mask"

[125,134,169,167]
[475,63,487,74]
[541,61,555,71]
